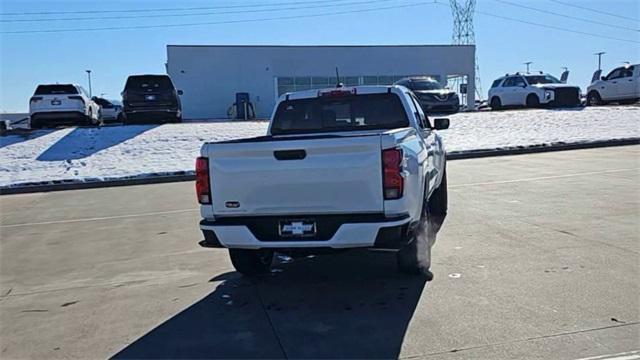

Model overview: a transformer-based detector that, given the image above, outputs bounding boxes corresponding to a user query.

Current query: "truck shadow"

[113,250,428,359]
[36,125,157,161]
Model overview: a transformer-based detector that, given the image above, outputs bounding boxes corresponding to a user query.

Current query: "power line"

[0,0,395,23]
[549,0,639,23]
[494,0,639,32]
[474,8,640,44]
[0,2,437,34]
[432,1,639,44]
[0,0,354,16]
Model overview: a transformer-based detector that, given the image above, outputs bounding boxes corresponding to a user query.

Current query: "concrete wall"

[166,45,476,120]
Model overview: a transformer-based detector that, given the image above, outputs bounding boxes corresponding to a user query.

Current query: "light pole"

[594,52,605,70]
[85,70,92,97]
[523,61,533,73]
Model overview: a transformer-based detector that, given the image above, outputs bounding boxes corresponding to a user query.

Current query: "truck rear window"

[34,85,78,95]
[125,76,174,91]
[271,93,409,135]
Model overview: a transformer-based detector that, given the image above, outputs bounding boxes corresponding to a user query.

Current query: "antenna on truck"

[335,67,343,88]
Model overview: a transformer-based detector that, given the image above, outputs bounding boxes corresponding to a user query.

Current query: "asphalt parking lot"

[0,146,638,359]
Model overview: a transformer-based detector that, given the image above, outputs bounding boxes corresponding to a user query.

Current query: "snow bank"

[1,106,638,188]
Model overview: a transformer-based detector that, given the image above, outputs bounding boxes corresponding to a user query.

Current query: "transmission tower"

[450,0,483,104]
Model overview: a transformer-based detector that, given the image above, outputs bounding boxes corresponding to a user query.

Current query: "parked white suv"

[92,97,123,122]
[196,85,449,278]
[29,84,101,129]
[587,64,639,106]
[488,73,581,110]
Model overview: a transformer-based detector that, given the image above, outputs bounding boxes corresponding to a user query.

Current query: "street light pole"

[594,52,605,70]
[523,61,533,73]
[85,70,92,97]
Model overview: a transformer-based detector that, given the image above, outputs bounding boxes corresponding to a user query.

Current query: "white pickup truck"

[196,85,449,277]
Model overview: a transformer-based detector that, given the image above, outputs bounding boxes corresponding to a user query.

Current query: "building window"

[276,74,436,96]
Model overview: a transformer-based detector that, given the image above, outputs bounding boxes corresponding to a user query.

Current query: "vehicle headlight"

[544,90,553,100]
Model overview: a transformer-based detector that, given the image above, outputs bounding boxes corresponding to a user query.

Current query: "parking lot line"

[450,168,638,188]
[0,208,198,228]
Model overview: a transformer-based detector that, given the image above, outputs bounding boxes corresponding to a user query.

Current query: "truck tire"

[396,166,448,279]
[526,94,540,108]
[229,248,274,276]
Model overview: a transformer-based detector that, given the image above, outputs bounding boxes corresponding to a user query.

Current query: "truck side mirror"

[434,118,449,130]
[601,76,606,81]
[177,90,184,95]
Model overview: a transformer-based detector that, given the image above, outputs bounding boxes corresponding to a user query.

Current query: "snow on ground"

[1,106,638,188]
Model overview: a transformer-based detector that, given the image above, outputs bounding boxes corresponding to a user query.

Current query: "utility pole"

[450,0,482,104]
[523,62,533,73]
[594,52,605,70]
[85,70,92,97]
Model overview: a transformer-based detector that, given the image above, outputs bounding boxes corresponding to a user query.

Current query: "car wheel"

[229,248,274,276]
[490,96,502,110]
[587,91,604,106]
[526,94,540,108]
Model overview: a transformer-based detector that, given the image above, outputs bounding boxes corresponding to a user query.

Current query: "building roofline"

[167,44,475,48]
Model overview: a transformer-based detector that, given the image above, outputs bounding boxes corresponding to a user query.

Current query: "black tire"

[229,248,274,276]
[490,97,502,111]
[30,118,42,129]
[587,91,603,106]
[396,165,447,279]
[526,94,540,108]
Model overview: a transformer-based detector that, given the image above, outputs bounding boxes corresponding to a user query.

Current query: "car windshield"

[271,93,409,135]
[34,85,78,95]
[125,76,174,91]
[525,75,561,85]
[408,80,443,91]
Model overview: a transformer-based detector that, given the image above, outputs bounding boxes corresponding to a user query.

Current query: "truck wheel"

[229,248,274,276]
[526,94,540,108]
[490,97,502,110]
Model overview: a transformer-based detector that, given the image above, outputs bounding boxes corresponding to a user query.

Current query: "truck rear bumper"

[199,215,411,249]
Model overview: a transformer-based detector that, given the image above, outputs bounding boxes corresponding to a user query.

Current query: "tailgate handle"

[274,149,306,160]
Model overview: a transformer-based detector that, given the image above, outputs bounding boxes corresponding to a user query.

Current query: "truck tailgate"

[206,135,383,216]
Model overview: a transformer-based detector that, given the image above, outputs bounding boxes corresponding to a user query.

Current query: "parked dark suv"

[122,75,182,123]
[394,76,460,114]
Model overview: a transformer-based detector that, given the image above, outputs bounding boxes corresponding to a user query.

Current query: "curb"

[446,138,639,160]
[1,138,638,195]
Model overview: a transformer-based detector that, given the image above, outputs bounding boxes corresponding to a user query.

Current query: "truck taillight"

[195,157,211,204]
[30,96,43,103]
[68,96,85,105]
[382,148,403,200]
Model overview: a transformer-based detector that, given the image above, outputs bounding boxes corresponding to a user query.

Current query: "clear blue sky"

[1,0,638,113]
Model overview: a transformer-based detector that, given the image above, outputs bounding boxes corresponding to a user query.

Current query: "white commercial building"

[166,45,476,120]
